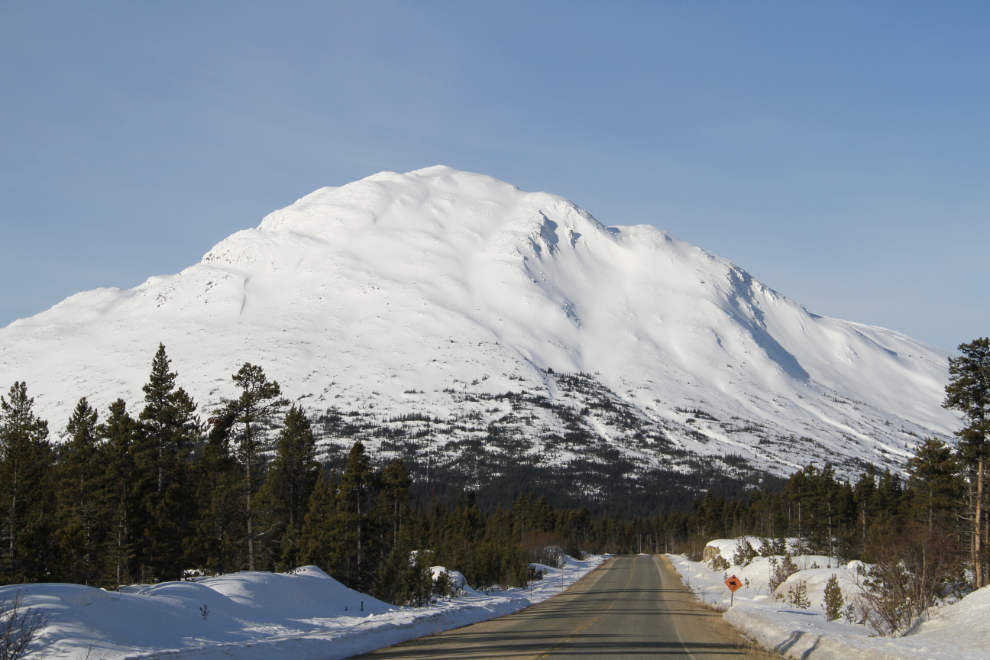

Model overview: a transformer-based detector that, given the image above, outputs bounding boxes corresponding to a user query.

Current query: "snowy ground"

[14,555,607,660]
[669,538,990,660]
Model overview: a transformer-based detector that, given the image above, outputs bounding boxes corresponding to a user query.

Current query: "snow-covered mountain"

[0,166,959,495]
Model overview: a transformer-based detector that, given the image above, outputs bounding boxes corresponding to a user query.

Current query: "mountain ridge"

[0,166,959,498]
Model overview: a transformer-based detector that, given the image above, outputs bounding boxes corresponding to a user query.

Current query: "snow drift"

[12,556,607,660]
[671,540,990,660]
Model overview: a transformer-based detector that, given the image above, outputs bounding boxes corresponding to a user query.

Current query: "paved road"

[352,555,767,659]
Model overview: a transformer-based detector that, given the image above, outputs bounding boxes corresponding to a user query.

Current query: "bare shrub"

[521,532,564,568]
[857,521,962,637]
[857,561,913,636]
[1,590,49,660]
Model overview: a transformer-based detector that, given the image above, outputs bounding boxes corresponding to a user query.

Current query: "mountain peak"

[0,168,958,486]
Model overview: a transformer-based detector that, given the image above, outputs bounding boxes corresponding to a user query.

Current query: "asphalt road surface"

[352,555,767,659]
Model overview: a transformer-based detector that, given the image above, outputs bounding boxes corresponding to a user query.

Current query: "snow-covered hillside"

[0,166,959,488]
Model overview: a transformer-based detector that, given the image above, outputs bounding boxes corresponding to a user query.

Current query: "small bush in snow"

[433,570,456,599]
[711,555,730,572]
[823,574,844,621]
[0,591,49,660]
[732,539,757,567]
[768,555,798,593]
[785,579,811,609]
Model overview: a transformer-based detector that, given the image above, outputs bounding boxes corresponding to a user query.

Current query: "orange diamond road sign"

[725,575,741,592]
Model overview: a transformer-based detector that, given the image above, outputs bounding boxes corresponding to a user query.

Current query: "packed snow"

[13,555,607,660]
[0,166,959,479]
[670,539,990,660]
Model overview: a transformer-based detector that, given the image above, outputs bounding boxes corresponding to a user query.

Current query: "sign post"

[725,575,741,607]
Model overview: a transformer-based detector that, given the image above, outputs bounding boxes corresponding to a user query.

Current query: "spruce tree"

[256,405,318,570]
[907,438,962,532]
[139,344,178,499]
[219,363,286,572]
[370,460,415,601]
[943,337,990,588]
[99,399,139,589]
[300,470,342,573]
[134,344,200,581]
[853,466,878,551]
[0,382,55,584]
[190,410,243,575]
[54,398,104,584]
[377,460,412,556]
[340,440,376,590]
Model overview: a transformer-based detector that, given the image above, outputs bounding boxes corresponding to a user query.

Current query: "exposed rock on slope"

[0,166,958,503]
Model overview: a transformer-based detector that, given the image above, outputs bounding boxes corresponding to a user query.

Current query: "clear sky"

[1,1,986,352]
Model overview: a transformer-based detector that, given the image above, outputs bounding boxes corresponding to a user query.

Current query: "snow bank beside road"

[18,555,607,660]
[668,545,990,660]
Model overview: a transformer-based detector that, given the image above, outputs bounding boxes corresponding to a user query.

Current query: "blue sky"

[1,1,986,351]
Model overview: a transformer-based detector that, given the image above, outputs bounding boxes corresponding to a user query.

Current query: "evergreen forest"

[1,338,988,606]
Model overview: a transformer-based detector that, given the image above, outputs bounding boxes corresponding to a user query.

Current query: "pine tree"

[99,399,139,589]
[54,398,104,584]
[907,438,962,531]
[190,410,243,575]
[786,578,811,609]
[139,345,178,501]
[853,466,878,552]
[943,337,990,588]
[255,405,318,570]
[0,382,55,584]
[378,460,412,557]
[339,440,376,590]
[823,574,844,620]
[134,344,200,581]
[219,363,286,572]
[300,470,342,572]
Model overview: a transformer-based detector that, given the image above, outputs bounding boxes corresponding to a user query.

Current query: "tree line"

[2,337,986,606]
[0,345,661,603]
[644,338,990,612]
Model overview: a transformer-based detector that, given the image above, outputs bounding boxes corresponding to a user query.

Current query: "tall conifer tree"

[0,382,55,584]
[257,405,318,569]
[100,399,139,589]
[191,410,243,575]
[377,460,412,558]
[54,398,104,584]
[220,363,285,571]
[944,337,990,588]
[340,440,376,590]
[300,470,342,573]
[134,344,199,581]
[907,438,962,531]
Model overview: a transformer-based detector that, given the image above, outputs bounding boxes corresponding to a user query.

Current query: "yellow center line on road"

[526,556,636,660]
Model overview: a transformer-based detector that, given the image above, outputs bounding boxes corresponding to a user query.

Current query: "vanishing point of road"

[353,555,775,659]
